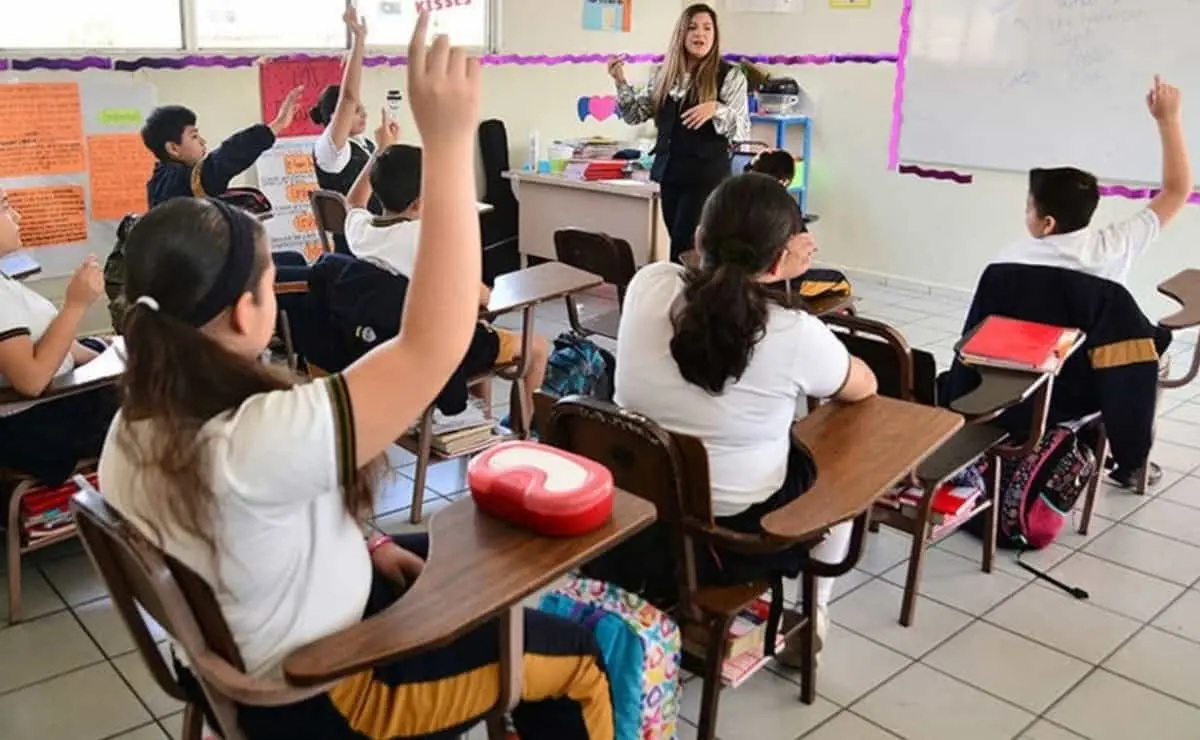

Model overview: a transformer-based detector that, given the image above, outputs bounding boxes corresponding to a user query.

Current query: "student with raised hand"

[98,14,613,740]
[311,6,383,217]
[615,173,877,667]
[0,187,117,485]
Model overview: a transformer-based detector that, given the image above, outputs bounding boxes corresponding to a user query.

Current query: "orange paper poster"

[87,134,154,221]
[7,186,88,248]
[0,83,86,179]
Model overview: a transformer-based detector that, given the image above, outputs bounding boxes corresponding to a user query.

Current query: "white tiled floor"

[5,281,1200,739]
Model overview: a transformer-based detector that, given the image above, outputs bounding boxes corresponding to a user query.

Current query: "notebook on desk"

[0,337,126,416]
[0,252,42,280]
[956,316,1080,373]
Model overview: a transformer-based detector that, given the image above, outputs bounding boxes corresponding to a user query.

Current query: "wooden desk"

[484,261,604,320]
[0,252,41,280]
[761,396,963,541]
[504,171,670,265]
[284,492,657,685]
[0,338,125,414]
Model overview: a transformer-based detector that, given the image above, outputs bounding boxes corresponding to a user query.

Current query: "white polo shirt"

[994,208,1160,284]
[0,274,74,388]
[615,262,851,517]
[344,208,420,278]
[99,375,371,678]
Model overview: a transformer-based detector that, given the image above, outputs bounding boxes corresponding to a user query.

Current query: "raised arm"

[712,67,751,142]
[610,57,656,126]
[0,257,102,397]
[327,9,369,158]
[1147,75,1193,228]
[345,109,399,210]
[341,14,483,466]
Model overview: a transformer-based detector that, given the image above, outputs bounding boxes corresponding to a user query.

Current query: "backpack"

[966,422,1097,550]
[539,575,681,740]
[103,214,140,331]
[542,332,615,402]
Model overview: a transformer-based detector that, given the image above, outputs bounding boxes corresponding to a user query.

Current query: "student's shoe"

[1108,462,1163,490]
[774,605,827,670]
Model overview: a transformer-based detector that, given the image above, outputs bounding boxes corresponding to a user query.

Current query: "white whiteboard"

[899,0,1198,185]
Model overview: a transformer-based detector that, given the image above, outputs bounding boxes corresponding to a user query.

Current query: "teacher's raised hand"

[607,54,628,86]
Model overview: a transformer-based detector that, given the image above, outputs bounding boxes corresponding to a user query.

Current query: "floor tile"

[1045,552,1183,622]
[1125,498,1200,546]
[831,580,972,658]
[403,458,470,496]
[1104,626,1200,707]
[1162,401,1200,426]
[856,530,912,576]
[1048,669,1200,740]
[1153,589,1200,644]
[1151,418,1200,450]
[935,531,1073,580]
[75,597,167,659]
[0,610,103,694]
[384,444,415,469]
[881,548,1026,616]
[39,553,108,607]
[801,712,900,739]
[678,668,838,740]
[910,313,966,335]
[856,663,1034,740]
[109,725,170,740]
[861,304,928,327]
[797,624,911,707]
[984,584,1141,663]
[159,712,184,740]
[1080,478,1161,521]
[784,568,873,607]
[0,567,66,623]
[1156,473,1200,511]
[893,322,954,349]
[372,472,417,517]
[923,621,1090,713]
[1052,512,1115,551]
[112,646,185,718]
[1146,440,1200,474]
[1017,720,1088,739]
[1083,522,1200,585]
[0,662,150,740]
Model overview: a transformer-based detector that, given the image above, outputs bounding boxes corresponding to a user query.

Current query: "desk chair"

[553,229,636,340]
[821,313,1092,626]
[537,394,871,740]
[71,486,525,740]
[309,189,349,255]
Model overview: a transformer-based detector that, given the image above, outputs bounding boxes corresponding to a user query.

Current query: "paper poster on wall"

[87,134,155,221]
[7,186,88,248]
[727,0,804,12]
[256,137,322,260]
[260,58,344,139]
[582,0,632,32]
[0,83,86,179]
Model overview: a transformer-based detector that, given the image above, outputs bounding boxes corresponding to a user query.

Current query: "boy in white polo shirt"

[995,76,1191,285]
[343,122,549,432]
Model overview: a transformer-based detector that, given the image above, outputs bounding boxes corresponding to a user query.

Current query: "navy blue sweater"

[147,124,276,207]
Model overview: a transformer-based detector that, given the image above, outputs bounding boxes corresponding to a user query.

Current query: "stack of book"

[685,597,785,688]
[417,400,501,456]
[957,316,1081,373]
[877,481,983,525]
[20,471,97,545]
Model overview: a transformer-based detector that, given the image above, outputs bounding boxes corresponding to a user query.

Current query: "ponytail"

[669,262,770,394]
[310,85,340,127]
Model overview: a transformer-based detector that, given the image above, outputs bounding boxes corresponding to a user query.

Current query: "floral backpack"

[539,575,681,740]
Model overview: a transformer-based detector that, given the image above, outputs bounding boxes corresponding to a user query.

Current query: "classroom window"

[368,0,492,49]
[0,0,184,50]
[193,0,349,49]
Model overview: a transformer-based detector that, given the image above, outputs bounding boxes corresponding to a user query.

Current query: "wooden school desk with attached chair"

[505,171,671,265]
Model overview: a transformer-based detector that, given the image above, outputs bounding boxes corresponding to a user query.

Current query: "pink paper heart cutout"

[588,95,618,121]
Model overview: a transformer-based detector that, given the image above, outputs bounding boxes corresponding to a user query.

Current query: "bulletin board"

[256,136,322,260]
[0,80,156,279]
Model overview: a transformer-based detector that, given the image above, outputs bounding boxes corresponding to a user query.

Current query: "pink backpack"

[995,423,1097,549]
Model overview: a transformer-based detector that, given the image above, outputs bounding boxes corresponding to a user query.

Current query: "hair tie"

[135,295,160,312]
[716,239,758,270]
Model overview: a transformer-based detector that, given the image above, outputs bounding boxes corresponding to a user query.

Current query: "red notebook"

[957,316,1080,373]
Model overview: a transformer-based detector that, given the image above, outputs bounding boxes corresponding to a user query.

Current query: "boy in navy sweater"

[141,86,303,207]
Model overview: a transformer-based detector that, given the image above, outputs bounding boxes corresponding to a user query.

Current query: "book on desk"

[956,316,1081,373]
[0,337,126,417]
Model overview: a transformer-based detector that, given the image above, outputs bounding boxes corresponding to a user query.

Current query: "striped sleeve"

[322,373,357,490]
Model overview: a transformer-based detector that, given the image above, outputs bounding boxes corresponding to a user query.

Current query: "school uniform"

[313,128,382,220]
[614,261,849,580]
[98,375,613,739]
[616,64,751,262]
[995,208,1160,285]
[0,275,117,485]
[943,262,1167,472]
[146,124,277,207]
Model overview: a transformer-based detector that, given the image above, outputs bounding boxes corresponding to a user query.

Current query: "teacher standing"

[609,3,750,262]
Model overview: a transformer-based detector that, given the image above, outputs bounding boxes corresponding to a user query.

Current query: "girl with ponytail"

[615,172,877,667]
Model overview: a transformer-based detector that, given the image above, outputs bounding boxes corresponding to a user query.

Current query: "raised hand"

[607,54,628,85]
[374,106,401,149]
[1147,74,1183,122]
[269,86,305,134]
[345,5,368,42]
[406,12,480,150]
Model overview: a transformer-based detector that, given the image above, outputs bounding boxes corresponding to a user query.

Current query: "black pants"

[272,250,310,284]
[176,533,613,740]
[660,179,724,263]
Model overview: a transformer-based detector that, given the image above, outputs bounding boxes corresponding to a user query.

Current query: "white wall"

[714,0,1200,319]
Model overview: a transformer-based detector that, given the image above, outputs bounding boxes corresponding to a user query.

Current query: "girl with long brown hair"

[608,3,750,262]
[97,14,613,739]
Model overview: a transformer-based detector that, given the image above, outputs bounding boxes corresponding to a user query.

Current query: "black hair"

[370,145,424,214]
[310,85,340,127]
[670,173,802,393]
[746,150,795,184]
[1028,167,1100,234]
[141,105,198,162]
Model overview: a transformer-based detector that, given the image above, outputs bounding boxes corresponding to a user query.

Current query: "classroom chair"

[71,485,520,740]
[820,313,1105,626]
[552,228,636,340]
[536,393,871,740]
[309,189,349,255]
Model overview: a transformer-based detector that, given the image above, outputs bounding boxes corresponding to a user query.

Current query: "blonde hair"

[653,4,723,113]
